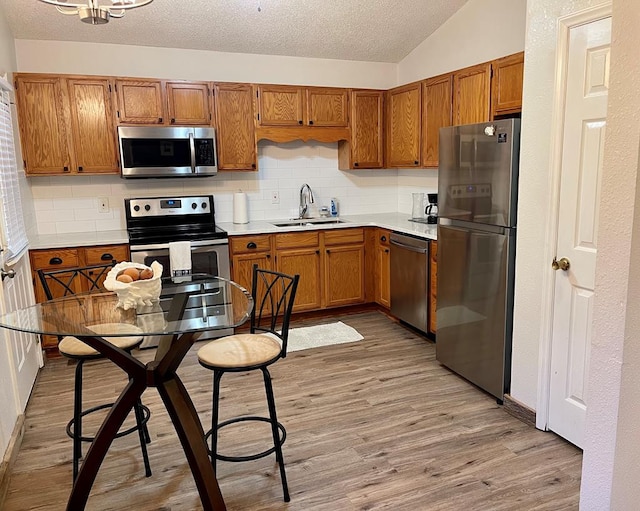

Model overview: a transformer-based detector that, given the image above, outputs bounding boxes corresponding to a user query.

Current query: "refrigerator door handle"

[389,239,429,254]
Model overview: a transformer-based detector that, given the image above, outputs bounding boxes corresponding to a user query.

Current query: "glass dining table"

[0,274,253,511]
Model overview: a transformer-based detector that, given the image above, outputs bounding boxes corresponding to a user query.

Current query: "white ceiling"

[0,0,469,63]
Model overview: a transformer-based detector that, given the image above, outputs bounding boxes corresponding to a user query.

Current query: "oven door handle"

[189,132,196,174]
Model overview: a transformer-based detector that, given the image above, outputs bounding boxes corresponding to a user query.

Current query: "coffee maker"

[426,193,438,224]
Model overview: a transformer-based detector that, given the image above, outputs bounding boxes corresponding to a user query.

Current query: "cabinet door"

[214,83,257,170]
[386,82,422,167]
[14,75,72,175]
[422,74,452,168]
[324,245,365,308]
[350,90,384,168]
[115,79,165,124]
[375,229,391,308]
[67,78,119,174]
[429,240,438,335]
[491,52,524,119]
[306,87,349,127]
[232,252,273,295]
[257,85,305,126]
[166,81,211,125]
[276,248,322,312]
[453,63,491,126]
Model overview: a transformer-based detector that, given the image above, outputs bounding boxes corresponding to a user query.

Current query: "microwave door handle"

[189,132,196,173]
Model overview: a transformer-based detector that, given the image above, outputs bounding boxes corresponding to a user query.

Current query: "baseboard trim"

[0,414,26,508]
[503,394,536,428]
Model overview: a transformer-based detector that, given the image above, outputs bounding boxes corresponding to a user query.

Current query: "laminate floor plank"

[4,311,581,510]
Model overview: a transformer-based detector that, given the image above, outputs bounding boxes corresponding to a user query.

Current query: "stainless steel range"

[125,195,232,347]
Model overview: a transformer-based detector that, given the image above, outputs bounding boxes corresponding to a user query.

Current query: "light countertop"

[28,214,437,251]
[218,213,437,240]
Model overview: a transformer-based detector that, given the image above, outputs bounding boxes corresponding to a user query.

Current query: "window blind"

[0,78,29,265]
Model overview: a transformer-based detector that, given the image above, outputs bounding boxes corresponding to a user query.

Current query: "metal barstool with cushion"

[197,264,299,502]
[38,263,152,482]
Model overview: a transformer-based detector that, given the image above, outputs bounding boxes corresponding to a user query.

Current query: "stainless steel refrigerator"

[436,119,520,401]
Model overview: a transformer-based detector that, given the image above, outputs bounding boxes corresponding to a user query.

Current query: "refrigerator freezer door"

[438,119,520,228]
[435,222,516,399]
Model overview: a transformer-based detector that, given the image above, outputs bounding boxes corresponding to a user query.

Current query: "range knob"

[133,205,140,212]
[192,202,198,210]
[202,202,207,209]
[144,204,151,212]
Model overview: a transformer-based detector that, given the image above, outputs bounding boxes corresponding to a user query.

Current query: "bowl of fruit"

[104,261,163,310]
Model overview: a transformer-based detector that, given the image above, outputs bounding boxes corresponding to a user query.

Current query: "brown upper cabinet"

[422,74,453,168]
[491,52,524,119]
[386,82,422,167]
[306,87,349,127]
[166,81,211,125]
[256,85,305,126]
[115,78,165,124]
[66,78,119,174]
[256,85,349,127]
[338,89,384,170]
[14,74,119,176]
[213,83,257,171]
[452,62,492,126]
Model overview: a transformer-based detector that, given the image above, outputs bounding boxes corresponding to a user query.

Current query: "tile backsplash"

[29,141,438,235]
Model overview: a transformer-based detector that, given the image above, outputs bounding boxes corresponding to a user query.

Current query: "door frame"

[536,3,612,431]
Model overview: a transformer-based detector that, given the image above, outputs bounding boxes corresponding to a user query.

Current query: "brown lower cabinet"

[429,240,438,335]
[29,243,130,353]
[230,228,366,313]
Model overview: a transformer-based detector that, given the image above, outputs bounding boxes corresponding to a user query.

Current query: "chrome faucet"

[299,183,315,219]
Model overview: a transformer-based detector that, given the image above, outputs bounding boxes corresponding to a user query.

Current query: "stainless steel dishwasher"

[390,232,429,332]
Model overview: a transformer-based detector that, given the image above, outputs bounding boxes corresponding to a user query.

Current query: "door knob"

[1,268,16,281]
[552,257,571,271]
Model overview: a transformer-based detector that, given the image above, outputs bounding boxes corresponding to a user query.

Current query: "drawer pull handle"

[247,242,257,249]
[49,257,63,265]
[100,253,114,261]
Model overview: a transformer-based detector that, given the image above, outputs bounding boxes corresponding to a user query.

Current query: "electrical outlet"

[271,191,280,204]
[98,196,110,213]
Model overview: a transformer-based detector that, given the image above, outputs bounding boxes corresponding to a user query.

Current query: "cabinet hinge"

[208,88,211,96]
[209,112,212,122]
[117,111,120,118]
[23,160,26,170]
[257,113,260,121]
[114,83,118,93]
[256,90,259,98]
[108,83,112,92]
[13,80,17,90]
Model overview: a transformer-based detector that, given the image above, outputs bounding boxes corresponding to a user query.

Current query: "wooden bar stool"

[197,265,299,502]
[38,263,152,482]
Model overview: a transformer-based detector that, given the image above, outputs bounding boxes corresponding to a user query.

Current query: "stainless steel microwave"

[118,126,218,178]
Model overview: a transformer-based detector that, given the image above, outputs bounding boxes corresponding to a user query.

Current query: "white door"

[0,250,42,458]
[548,16,611,447]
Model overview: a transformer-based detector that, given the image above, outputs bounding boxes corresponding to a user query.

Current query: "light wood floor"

[4,311,582,510]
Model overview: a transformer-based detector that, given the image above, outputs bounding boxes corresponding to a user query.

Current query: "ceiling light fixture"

[37,0,154,25]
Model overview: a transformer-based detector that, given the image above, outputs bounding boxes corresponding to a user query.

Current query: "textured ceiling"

[0,0,468,63]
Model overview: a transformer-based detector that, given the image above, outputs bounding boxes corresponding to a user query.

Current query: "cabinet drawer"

[275,231,320,249]
[324,228,364,246]
[230,235,272,254]
[84,245,129,265]
[31,249,80,269]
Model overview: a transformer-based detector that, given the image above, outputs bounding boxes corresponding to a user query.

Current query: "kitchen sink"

[271,218,347,228]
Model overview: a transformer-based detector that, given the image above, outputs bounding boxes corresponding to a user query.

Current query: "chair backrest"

[37,262,116,300]
[250,264,299,357]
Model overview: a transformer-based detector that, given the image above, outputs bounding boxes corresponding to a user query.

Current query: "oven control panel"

[127,196,213,217]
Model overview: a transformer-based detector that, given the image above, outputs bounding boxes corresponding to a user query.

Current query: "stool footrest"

[66,402,151,443]
[205,415,286,462]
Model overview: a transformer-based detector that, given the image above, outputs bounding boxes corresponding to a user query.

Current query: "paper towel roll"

[233,191,249,224]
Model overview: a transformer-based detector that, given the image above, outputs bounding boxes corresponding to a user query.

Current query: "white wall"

[510,0,609,410]
[580,1,640,508]
[14,39,397,89]
[397,0,527,85]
